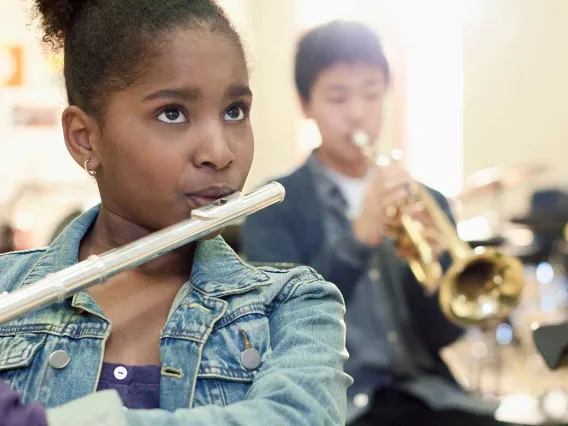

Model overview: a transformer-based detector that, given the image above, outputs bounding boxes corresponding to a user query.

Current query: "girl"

[0,1,351,425]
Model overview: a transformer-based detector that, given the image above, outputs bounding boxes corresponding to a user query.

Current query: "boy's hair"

[294,20,390,101]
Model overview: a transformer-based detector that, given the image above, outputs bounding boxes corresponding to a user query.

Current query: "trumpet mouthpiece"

[353,130,369,148]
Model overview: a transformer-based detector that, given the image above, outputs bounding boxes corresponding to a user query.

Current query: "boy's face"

[302,62,387,165]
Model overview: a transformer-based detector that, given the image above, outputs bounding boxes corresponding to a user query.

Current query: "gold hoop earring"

[84,159,98,177]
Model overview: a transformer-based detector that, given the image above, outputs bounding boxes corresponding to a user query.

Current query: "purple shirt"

[0,362,161,426]
[96,362,161,409]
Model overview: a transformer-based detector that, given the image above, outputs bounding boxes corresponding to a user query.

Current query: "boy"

[243,20,511,426]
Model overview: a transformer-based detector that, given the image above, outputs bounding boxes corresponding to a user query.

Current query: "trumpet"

[0,182,286,325]
[353,131,524,328]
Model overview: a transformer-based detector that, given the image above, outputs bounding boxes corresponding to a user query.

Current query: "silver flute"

[0,181,285,324]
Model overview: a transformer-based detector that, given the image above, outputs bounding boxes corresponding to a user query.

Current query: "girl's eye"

[224,104,247,121]
[157,107,187,124]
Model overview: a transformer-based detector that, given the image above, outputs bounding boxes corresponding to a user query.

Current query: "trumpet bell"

[351,131,526,328]
[439,247,525,327]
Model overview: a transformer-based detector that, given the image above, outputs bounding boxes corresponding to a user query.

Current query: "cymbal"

[459,163,546,201]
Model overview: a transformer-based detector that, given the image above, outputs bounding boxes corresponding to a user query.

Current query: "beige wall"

[462,0,568,218]
[240,0,302,191]
[217,0,303,191]
[0,1,91,220]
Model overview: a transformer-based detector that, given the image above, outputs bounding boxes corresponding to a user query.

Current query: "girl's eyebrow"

[142,87,202,102]
[227,85,252,98]
[142,85,252,102]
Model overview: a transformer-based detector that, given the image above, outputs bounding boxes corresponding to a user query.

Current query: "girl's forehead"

[144,29,247,80]
[119,29,248,99]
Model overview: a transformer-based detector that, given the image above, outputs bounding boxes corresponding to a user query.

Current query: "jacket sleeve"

[402,188,464,357]
[242,198,372,303]
[47,272,352,426]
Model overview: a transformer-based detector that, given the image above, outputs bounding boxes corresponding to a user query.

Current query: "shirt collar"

[306,149,346,202]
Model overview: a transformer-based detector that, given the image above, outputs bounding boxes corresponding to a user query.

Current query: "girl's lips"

[186,194,221,207]
[185,186,236,208]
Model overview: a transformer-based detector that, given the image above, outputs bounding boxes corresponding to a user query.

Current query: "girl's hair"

[33,0,244,116]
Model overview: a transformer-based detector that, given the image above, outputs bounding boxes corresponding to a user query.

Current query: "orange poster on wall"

[0,45,23,87]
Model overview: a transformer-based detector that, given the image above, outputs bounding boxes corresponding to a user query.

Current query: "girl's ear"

[62,106,103,172]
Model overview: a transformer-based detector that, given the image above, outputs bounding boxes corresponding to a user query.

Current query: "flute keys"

[49,350,70,369]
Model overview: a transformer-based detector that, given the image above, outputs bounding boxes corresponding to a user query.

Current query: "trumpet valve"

[385,205,398,219]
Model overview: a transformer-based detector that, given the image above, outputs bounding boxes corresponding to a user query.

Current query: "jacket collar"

[306,150,349,200]
[19,205,270,306]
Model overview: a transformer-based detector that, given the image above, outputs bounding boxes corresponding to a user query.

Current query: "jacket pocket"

[195,312,272,407]
[0,333,48,403]
[0,333,47,371]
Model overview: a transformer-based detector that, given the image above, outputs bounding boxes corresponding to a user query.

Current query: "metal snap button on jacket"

[368,268,381,281]
[387,331,399,344]
[240,348,262,370]
[48,350,70,369]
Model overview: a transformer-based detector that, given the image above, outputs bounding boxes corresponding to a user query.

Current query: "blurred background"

[3,0,568,423]
[3,0,568,250]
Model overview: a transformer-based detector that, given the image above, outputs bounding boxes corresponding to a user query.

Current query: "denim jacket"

[0,206,351,426]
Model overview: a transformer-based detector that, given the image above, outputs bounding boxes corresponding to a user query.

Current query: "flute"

[0,181,285,324]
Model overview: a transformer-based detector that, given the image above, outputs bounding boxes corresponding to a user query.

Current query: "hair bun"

[33,0,90,48]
